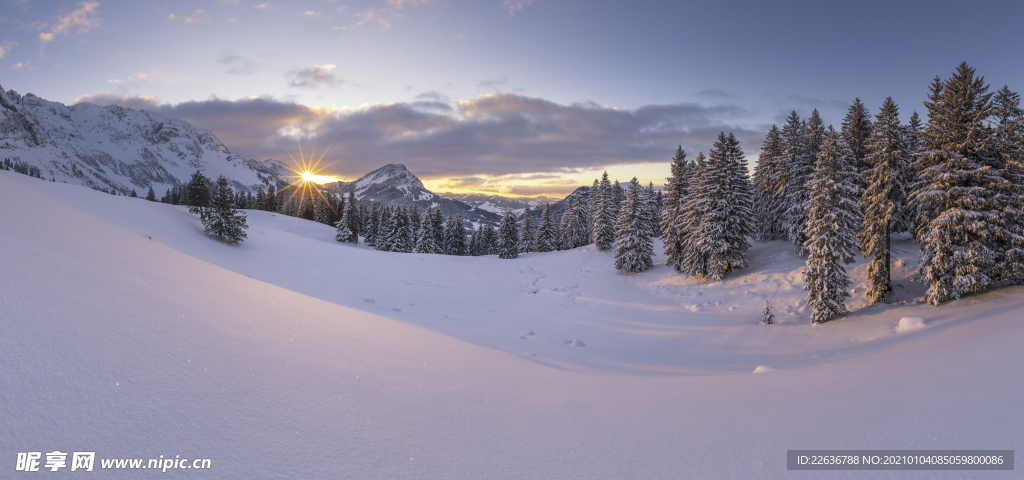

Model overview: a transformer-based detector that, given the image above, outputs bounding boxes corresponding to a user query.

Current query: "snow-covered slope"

[442,192,560,215]
[328,164,501,225]
[2,171,1022,479]
[0,84,280,194]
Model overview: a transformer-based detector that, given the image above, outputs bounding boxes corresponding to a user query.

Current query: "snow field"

[2,170,1022,479]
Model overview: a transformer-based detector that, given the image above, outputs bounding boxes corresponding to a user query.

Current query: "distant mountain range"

[0,83,282,194]
[1,84,584,225]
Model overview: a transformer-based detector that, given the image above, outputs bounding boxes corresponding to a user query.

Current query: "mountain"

[440,193,560,215]
[528,186,591,221]
[0,84,282,195]
[325,164,502,226]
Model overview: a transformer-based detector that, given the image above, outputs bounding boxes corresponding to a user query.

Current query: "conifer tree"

[365,204,380,247]
[335,207,357,243]
[862,97,910,304]
[644,182,662,237]
[468,230,481,256]
[482,223,499,255]
[910,63,1011,304]
[991,85,1024,284]
[518,207,536,253]
[722,132,754,269]
[609,180,625,225]
[591,172,615,250]
[393,208,415,253]
[145,185,156,201]
[498,211,520,259]
[662,146,690,271]
[204,175,249,244]
[679,153,710,277]
[803,127,862,323]
[781,111,813,255]
[443,213,467,256]
[314,191,333,225]
[841,98,874,177]
[536,203,558,252]
[759,301,774,325]
[753,125,787,241]
[415,207,441,254]
[186,170,213,221]
[560,196,590,249]
[614,178,654,273]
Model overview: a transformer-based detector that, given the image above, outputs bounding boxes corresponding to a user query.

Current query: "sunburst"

[263,139,344,220]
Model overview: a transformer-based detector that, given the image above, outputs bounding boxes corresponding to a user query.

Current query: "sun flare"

[300,171,339,184]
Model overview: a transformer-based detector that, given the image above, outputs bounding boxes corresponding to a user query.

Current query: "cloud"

[503,0,534,15]
[38,1,101,50]
[12,62,24,69]
[73,92,759,184]
[167,10,212,25]
[0,41,15,59]
[698,88,739,100]
[219,51,258,75]
[354,9,390,28]
[288,64,343,88]
[387,0,433,7]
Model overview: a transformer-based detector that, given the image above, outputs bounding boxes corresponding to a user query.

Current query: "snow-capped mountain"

[0,84,282,195]
[327,164,501,225]
[440,193,560,215]
[528,186,591,221]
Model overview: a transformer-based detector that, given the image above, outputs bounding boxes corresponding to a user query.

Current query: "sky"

[2,0,1023,196]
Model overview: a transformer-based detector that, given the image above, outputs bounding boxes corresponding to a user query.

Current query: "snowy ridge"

[441,192,561,215]
[0,84,282,194]
[327,164,501,225]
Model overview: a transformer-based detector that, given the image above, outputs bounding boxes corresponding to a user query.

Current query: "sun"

[300,171,339,185]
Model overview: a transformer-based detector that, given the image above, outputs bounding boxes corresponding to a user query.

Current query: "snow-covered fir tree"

[482,223,499,255]
[204,175,249,244]
[803,127,862,323]
[560,196,590,250]
[591,172,615,250]
[186,170,213,221]
[536,203,558,252]
[146,185,156,201]
[679,152,710,277]
[498,211,520,259]
[862,97,910,304]
[415,207,441,254]
[468,230,481,256]
[991,85,1024,284]
[314,191,332,225]
[759,301,774,325]
[781,111,813,255]
[365,204,380,248]
[753,125,787,241]
[443,213,467,256]
[661,146,690,272]
[722,132,754,270]
[609,180,625,226]
[335,206,357,243]
[518,207,536,253]
[644,182,662,238]
[614,178,654,273]
[910,63,1014,304]
[841,98,874,179]
[394,207,415,253]
[407,204,420,240]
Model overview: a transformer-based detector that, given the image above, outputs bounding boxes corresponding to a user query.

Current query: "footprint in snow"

[362,298,376,304]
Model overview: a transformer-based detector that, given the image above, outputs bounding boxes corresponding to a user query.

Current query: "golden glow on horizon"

[300,171,340,184]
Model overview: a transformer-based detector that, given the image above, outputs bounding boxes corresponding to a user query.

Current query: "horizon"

[3,0,1023,196]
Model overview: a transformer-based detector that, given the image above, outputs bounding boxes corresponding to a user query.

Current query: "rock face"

[0,84,282,194]
[326,164,501,226]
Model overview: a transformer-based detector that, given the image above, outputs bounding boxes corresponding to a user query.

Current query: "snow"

[896,316,928,333]
[2,169,1023,478]
[752,366,777,373]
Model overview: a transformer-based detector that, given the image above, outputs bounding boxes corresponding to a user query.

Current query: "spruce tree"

[662,146,690,272]
[443,213,467,256]
[911,63,1010,304]
[781,111,813,255]
[803,127,862,323]
[314,191,333,225]
[679,152,710,277]
[992,85,1024,284]
[841,98,874,177]
[536,203,558,252]
[518,207,536,253]
[722,132,754,270]
[415,207,441,253]
[145,185,156,201]
[862,97,910,304]
[498,212,520,259]
[591,172,615,250]
[614,178,654,273]
[753,125,786,241]
[204,176,249,244]
[560,196,590,249]
[186,170,213,221]
[335,207,357,243]
[366,204,380,247]
[759,301,774,325]
[644,182,661,238]
[393,208,415,253]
